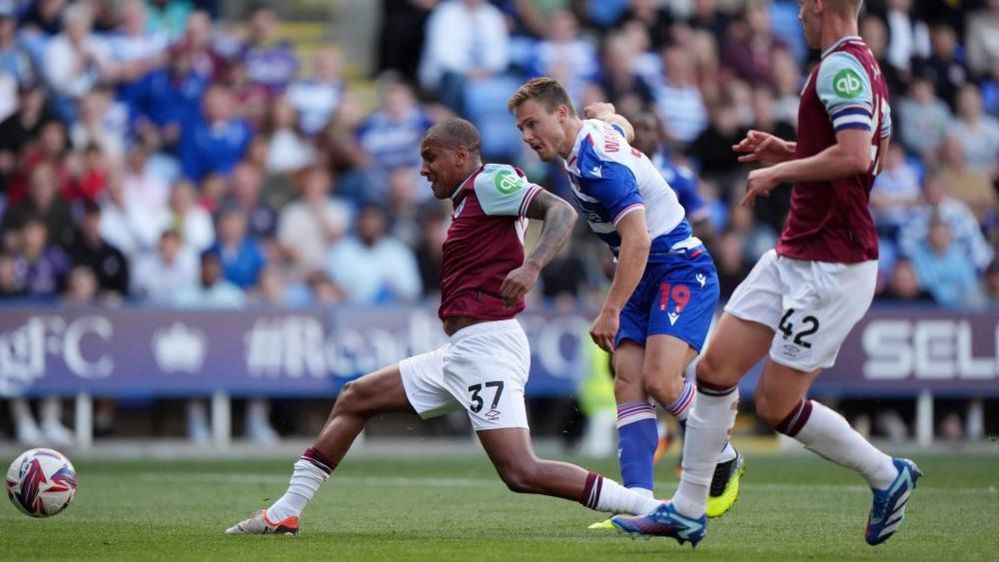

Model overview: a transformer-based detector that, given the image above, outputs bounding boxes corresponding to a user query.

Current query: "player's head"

[508,77,576,162]
[420,117,482,200]
[798,0,864,49]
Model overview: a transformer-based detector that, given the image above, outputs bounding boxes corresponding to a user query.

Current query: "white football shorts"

[399,318,530,431]
[724,248,877,372]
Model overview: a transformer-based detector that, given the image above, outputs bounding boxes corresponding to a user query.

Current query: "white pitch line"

[133,472,997,496]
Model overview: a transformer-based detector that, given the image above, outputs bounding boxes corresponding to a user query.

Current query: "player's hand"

[500,262,540,308]
[741,166,782,207]
[589,308,619,352]
[583,102,616,120]
[733,130,791,165]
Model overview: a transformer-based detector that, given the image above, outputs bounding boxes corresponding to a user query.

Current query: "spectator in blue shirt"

[531,11,598,93]
[326,203,421,305]
[179,84,253,181]
[356,79,432,200]
[910,217,986,309]
[133,42,209,151]
[207,206,266,289]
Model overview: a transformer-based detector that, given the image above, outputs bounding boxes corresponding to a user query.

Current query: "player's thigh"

[334,363,415,416]
[443,321,531,431]
[642,334,697,402]
[612,341,646,403]
[767,259,877,372]
[697,312,774,388]
[753,359,821,427]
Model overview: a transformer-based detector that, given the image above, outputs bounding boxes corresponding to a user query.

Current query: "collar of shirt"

[821,35,863,59]
[450,165,483,202]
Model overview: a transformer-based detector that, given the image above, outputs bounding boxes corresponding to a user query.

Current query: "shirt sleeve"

[576,146,644,225]
[817,52,874,134]
[473,164,541,217]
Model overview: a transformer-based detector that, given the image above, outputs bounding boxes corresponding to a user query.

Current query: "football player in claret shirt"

[226,118,669,536]
[508,78,743,529]
[612,0,921,546]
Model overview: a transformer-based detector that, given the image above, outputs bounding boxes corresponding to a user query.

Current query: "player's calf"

[755,387,805,430]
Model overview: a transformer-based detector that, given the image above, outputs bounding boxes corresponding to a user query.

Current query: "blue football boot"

[865,458,922,546]
[611,502,706,547]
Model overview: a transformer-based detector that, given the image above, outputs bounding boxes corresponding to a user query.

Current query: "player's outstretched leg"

[611,343,658,498]
[475,427,665,521]
[640,335,745,519]
[583,344,660,531]
[754,360,920,545]
[226,365,414,535]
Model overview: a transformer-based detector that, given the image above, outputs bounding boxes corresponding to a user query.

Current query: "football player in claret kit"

[508,78,744,529]
[611,0,921,546]
[226,118,669,536]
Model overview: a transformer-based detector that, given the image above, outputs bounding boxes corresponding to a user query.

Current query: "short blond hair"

[507,77,575,115]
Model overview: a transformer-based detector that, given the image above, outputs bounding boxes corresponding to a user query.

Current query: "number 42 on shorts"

[778,309,820,349]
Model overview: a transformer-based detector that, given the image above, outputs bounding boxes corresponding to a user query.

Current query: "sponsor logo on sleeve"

[494,169,523,194]
[833,68,864,99]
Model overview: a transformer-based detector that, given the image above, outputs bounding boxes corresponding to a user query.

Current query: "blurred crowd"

[0,0,996,314]
[0,0,995,443]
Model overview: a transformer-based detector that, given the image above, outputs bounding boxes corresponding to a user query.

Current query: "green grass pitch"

[2,452,997,561]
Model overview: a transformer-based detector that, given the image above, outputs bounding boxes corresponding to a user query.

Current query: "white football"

[6,448,78,517]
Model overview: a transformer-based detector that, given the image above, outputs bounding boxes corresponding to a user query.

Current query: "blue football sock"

[616,401,658,493]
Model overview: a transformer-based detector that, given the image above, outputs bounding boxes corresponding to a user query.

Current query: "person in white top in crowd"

[99,163,164,257]
[43,3,109,120]
[130,229,198,305]
[948,83,999,177]
[69,87,128,159]
[884,0,930,76]
[418,0,509,111]
[277,165,351,279]
[265,96,315,174]
[122,144,169,216]
[163,179,215,254]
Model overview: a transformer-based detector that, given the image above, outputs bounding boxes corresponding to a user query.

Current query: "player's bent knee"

[695,352,737,388]
[643,368,683,403]
[495,461,540,494]
[332,380,377,417]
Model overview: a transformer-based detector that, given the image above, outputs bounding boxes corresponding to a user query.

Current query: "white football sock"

[267,455,332,521]
[718,441,738,464]
[628,487,655,499]
[793,401,898,490]
[672,386,738,519]
[581,473,662,515]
